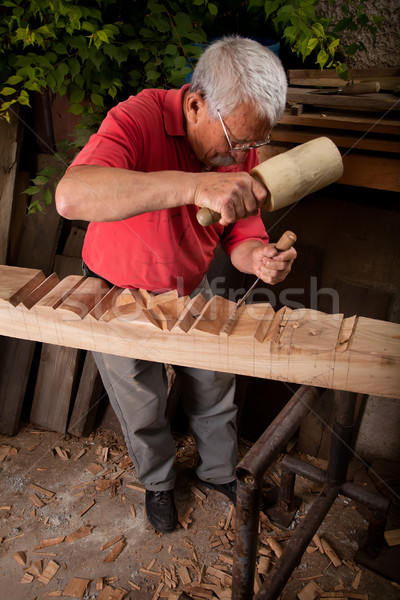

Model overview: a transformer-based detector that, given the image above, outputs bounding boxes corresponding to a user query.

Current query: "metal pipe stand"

[232,387,394,600]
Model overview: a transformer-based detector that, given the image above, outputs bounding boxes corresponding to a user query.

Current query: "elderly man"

[56,36,296,533]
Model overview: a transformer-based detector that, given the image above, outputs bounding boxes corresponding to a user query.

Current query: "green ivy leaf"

[90,92,104,106]
[42,188,53,207]
[18,90,30,105]
[96,30,109,43]
[0,86,16,96]
[5,75,23,85]
[70,88,85,104]
[69,102,84,115]
[316,48,329,68]
[24,185,41,195]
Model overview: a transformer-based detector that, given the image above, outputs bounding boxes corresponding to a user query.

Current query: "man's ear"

[185,91,206,125]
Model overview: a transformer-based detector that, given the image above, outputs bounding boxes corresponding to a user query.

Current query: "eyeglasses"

[217,109,271,153]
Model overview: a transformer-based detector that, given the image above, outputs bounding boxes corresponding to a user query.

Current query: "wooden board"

[272,124,400,154]
[0,265,399,400]
[280,108,400,136]
[288,68,400,91]
[0,337,36,435]
[29,343,81,433]
[286,87,400,113]
[0,108,22,265]
[68,350,103,437]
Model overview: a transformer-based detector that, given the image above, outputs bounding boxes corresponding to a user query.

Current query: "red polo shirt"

[71,85,269,295]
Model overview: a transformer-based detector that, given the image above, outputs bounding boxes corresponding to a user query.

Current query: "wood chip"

[190,486,207,501]
[129,503,136,520]
[13,550,26,565]
[178,565,191,585]
[178,507,193,529]
[38,560,60,584]
[321,538,342,567]
[258,555,270,577]
[74,449,87,461]
[97,585,126,600]
[86,462,103,475]
[65,525,94,543]
[312,533,324,554]
[128,580,141,591]
[352,569,362,590]
[224,504,234,530]
[54,446,69,460]
[0,444,18,461]
[20,572,34,584]
[29,483,55,498]
[25,560,43,577]
[384,528,400,546]
[139,567,161,577]
[266,536,283,558]
[103,540,125,562]
[125,483,146,493]
[78,499,95,517]
[100,535,124,551]
[35,536,65,549]
[297,580,324,600]
[219,553,233,566]
[29,493,45,507]
[62,577,91,597]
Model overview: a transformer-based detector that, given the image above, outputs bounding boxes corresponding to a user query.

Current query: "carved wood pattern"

[0,265,399,399]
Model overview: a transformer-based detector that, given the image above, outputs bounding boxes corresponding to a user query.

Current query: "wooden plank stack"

[259,68,400,193]
[0,264,399,401]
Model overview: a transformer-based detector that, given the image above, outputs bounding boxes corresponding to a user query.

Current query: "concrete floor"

[0,425,399,600]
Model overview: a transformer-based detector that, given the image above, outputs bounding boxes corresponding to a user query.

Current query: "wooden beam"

[286,87,399,112]
[0,265,399,400]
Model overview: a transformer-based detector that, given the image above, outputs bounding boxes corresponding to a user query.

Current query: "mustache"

[208,153,237,167]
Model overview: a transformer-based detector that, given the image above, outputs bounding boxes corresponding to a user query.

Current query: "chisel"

[220,230,297,335]
[308,81,380,95]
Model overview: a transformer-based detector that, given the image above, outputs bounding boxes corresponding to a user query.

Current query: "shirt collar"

[164,84,191,136]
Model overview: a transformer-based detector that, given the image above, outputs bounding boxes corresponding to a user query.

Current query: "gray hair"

[190,36,287,127]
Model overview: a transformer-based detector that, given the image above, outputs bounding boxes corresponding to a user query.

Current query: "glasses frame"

[217,109,271,153]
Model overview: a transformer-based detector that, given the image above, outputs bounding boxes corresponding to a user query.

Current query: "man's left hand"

[252,242,297,285]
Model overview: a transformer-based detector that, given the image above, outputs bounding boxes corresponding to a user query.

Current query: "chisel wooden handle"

[275,230,297,252]
[340,81,380,95]
[196,207,221,226]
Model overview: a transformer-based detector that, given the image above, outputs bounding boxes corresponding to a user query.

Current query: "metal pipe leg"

[232,386,323,600]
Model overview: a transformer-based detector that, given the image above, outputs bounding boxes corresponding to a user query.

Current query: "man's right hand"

[193,171,267,226]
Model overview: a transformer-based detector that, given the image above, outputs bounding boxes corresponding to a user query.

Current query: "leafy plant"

[0,0,212,123]
[247,0,384,80]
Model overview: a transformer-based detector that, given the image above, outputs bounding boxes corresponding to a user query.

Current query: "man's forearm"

[55,165,195,222]
[230,239,266,275]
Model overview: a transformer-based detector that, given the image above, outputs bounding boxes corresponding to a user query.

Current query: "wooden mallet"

[196,136,344,226]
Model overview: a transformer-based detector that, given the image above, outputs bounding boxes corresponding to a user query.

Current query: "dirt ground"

[0,425,399,600]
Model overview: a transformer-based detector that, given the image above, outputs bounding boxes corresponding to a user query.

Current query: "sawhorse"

[232,385,395,599]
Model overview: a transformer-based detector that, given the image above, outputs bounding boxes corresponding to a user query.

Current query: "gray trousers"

[93,353,238,490]
[92,277,237,491]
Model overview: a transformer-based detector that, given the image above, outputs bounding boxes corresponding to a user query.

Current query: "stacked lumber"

[0,264,399,400]
[259,68,400,192]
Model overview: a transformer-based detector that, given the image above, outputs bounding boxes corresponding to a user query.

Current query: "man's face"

[190,101,271,169]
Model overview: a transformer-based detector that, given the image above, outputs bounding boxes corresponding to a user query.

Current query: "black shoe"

[199,479,237,503]
[145,490,178,533]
